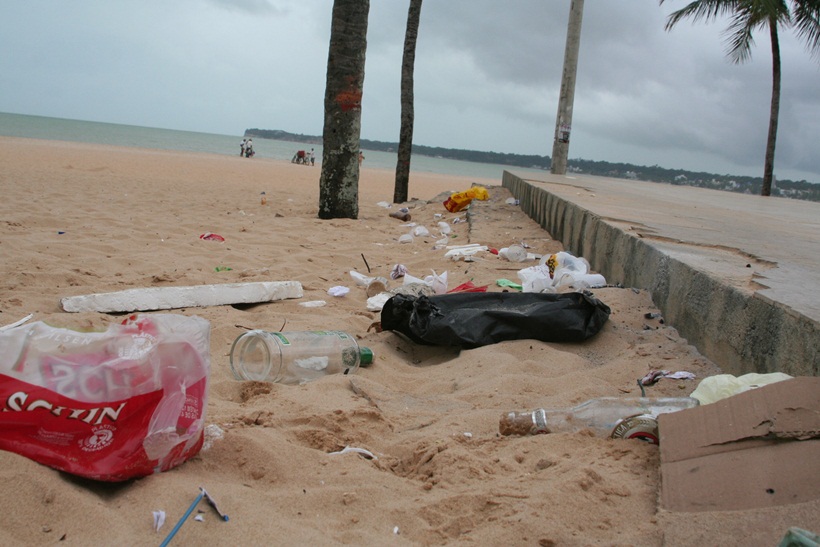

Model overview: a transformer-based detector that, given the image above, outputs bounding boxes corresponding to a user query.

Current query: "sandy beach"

[1,136,817,546]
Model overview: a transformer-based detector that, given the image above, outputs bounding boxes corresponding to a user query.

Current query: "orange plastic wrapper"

[443,186,489,213]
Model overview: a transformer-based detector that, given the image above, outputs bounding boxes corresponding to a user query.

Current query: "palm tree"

[319,0,370,219]
[394,0,423,204]
[660,0,820,196]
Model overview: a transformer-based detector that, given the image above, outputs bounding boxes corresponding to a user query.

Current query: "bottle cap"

[359,347,374,366]
[610,414,659,444]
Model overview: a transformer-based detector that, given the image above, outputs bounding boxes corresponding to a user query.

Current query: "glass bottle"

[230,330,373,385]
[499,397,699,444]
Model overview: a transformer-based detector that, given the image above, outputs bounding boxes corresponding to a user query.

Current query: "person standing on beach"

[310,148,315,166]
[245,139,254,158]
[240,139,246,157]
[358,151,365,165]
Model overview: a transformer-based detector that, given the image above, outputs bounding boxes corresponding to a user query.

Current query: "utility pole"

[551,0,584,175]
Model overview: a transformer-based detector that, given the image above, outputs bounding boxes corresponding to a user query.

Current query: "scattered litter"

[61,280,304,313]
[412,225,430,237]
[404,270,448,294]
[201,424,225,452]
[391,264,407,279]
[443,186,489,212]
[434,236,449,249]
[0,313,33,332]
[376,201,391,208]
[327,286,350,297]
[517,251,606,293]
[389,208,411,221]
[496,279,523,291]
[499,244,527,262]
[394,526,400,535]
[0,314,209,481]
[437,221,451,235]
[505,197,519,205]
[463,432,473,438]
[199,232,225,242]
[299,300,328,308]
[448,281,488,293]
[214,266,232,272]
[640,370,696,387]
[444,244,488,261]
[645,312,662,319]
[159,487,228,547]
[328,446,378,460]
[690,372,793,405]
[381,291,611,347]
[153,511,166,532]
[398,233,414,244]
[194,515,204,522]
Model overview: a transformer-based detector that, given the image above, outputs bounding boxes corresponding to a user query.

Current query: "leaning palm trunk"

[319,0,370,219]
[394,0,423,205]
[762,20,781,197]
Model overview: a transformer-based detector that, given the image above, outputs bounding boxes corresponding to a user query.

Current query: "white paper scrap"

[153,510,166,532]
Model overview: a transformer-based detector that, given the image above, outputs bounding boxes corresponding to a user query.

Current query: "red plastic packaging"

[0,314,210,481]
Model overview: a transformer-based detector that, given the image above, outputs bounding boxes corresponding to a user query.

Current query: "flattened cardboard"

[659,377,820,512]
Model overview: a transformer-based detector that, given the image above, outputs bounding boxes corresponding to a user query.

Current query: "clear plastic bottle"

[230,330,373,385]
[499,397,699,444]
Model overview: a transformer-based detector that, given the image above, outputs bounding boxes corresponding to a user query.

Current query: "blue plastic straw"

[158,490,205,547]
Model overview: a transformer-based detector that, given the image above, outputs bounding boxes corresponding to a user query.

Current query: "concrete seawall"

[502,170,819,377]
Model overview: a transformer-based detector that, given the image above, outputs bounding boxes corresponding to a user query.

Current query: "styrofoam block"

[61,281,304,313]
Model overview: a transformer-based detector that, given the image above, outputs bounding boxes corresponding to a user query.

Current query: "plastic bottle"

[230,330,373,385]
[499,397,699,444]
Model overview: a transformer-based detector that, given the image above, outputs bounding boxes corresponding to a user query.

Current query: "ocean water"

[0,112,545,181]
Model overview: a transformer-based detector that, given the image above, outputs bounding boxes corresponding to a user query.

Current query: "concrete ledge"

[503,171,818,377]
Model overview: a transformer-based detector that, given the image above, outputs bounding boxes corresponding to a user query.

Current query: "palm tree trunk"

[319,0,370,219]
[762,19,781,197]
[394,0,423,204]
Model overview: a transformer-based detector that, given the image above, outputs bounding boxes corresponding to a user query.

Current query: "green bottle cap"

[359,347,374,366]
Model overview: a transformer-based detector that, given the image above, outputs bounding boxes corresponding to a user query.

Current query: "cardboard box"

[659,377,820,512]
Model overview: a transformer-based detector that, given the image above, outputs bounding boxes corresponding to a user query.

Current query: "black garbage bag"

[381,291,610,348]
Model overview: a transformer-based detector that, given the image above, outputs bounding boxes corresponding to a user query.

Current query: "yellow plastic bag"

[443,186,489,213]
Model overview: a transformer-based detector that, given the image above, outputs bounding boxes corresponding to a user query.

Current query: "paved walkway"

[503,171,819,376]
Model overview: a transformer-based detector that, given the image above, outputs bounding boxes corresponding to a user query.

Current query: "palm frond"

[662,0,741,31]
[792,0,820,59]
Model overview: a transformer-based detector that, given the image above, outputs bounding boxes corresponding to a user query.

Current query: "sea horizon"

[0,111,545,182]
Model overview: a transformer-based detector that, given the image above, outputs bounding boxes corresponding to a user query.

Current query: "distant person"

[240,138,246,157]
[358,151,364,165]
[309,148,315,166]
[245,139,254,158]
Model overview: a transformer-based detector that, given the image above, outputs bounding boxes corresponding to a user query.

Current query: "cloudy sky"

[2,0,818,182]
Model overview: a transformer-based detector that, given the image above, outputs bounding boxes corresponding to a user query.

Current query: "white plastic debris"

[412,225,430,237]
[153,510,166,532]
[327,286,350,297]
[444,244,488,260]
[202,424,225,452]
[328,446,378,460]
[299,300,327,308]
[61,281,304,313]
[0,314,33,332]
